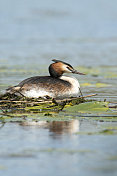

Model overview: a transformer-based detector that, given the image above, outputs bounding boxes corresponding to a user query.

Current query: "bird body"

[7,60,85,99]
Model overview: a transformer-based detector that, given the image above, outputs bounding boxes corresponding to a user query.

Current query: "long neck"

[49,64,63,78]
[60,76,80,88]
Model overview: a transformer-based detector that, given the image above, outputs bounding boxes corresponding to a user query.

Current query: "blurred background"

[0,0,117,67]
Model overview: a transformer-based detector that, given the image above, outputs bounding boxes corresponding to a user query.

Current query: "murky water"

[0,0,117,175]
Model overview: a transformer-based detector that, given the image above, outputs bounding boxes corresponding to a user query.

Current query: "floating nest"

[0,92,97,113]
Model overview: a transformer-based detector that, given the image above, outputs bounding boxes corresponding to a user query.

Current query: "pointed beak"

[72,69,86,75]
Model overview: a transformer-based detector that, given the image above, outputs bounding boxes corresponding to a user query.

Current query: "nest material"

[0,92,97,113]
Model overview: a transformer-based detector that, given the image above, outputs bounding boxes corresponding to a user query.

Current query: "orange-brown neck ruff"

[49,62,64,78]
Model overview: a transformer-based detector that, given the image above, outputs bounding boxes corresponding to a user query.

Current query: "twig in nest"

[79,87,83,97]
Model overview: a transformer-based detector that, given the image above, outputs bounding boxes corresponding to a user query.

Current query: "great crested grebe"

[7,59,85,99]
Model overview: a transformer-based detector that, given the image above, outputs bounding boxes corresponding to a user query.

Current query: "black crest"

[52,59,73,69]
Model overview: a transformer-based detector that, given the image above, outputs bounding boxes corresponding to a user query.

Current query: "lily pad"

[81,82,110,87]
[76,129,117,135]
[64,101,109,114]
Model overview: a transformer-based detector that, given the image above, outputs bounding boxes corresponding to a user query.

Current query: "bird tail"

[6,86,21,94]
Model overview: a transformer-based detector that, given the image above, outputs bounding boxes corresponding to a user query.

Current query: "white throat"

[60,75,80,97]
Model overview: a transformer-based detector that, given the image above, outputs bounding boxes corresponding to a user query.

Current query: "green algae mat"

[0,93,117,123]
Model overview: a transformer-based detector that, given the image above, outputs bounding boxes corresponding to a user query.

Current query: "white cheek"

[62,65,71,73]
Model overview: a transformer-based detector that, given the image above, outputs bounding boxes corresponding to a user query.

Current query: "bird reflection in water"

[20,119,79,136]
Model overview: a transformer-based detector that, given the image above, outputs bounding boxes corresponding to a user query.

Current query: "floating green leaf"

[81,82,110,87]
[64,101,109,114]
[76,129,117,135]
